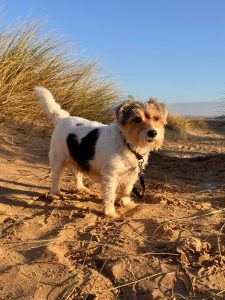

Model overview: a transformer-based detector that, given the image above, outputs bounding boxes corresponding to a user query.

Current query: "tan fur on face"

[147,98,168,125]
[115,97,168,151]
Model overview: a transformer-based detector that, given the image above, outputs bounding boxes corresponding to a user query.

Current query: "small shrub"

[166,114,190,139]
[166,114,207,139]
[188,118,207,129]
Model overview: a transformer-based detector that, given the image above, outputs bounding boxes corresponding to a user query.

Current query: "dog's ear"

[148,98,168,125]
[159,103,168,125]
[113,99,136,124]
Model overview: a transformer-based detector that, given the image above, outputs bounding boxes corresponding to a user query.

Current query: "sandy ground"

[0,120,225,300]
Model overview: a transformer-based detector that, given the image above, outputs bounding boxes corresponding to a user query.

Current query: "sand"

[0,120,224,300]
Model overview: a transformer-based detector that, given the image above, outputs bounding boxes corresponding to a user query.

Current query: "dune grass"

[0,20,119,131]
[0,19,210,140]
[167,114,207,139]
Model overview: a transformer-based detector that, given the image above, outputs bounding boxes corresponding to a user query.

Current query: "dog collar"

[119,132,143,161]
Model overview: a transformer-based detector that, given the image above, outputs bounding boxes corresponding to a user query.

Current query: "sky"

[1,0,225,105]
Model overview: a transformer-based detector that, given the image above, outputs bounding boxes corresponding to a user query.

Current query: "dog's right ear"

[113,99,135,124]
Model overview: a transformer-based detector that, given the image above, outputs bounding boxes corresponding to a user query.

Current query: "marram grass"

[0,19,208,139]
[167,114,207,139]
[0,20,120,131]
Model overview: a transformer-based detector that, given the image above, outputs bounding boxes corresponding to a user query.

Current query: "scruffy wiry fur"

[35,87,167,217]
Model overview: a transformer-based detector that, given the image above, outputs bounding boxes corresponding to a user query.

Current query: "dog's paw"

[106,211,119,218]
[104,209,119,218]
[49,190,64,200]
[49,188,60,195]
[126,201,136,209]
[78,185,90,193]
[121,196,135,208]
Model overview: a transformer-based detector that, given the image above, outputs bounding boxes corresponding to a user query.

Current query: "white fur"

[34,87,69,125]
[35,87,165,218]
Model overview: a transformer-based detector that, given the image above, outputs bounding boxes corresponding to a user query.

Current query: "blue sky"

[2,0,225,104]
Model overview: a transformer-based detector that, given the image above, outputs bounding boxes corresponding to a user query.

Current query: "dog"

[35,87,167,217]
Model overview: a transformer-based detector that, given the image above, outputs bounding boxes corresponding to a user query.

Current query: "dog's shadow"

[60,188,101,204]
[36,190,104,218]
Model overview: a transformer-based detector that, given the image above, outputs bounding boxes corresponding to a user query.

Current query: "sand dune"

[0,121,225,299]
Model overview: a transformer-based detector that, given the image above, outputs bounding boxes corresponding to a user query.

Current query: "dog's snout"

[147,130,157,138]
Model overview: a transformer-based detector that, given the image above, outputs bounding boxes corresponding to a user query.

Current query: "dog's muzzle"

[146,130,157,142]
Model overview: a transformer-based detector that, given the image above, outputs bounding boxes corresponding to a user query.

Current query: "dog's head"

[114,97,168,151]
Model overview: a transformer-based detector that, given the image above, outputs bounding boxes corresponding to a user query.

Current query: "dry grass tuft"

[0,20,120,130]
[188,118,208,129]
[166,114,207,139]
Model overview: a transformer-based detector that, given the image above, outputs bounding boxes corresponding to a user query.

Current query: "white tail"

[34,87,69,125]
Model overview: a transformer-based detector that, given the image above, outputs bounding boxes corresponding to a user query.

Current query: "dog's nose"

[147,130,157,138]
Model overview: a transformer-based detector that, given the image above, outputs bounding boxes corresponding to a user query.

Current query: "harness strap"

[120,133,143,161]
[132,173,145,199]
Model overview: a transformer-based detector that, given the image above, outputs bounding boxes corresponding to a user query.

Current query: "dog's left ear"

[147,98,168,125]
[159,103,168,125]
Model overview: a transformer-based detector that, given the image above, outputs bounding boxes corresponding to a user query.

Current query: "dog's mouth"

[146,138,154,143]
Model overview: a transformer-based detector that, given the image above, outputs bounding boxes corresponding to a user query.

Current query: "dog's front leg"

[102,178,118,218]
[120,172,138,208]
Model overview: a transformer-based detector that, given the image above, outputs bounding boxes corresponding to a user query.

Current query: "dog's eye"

[153,116,159,121]
[134,117,142,123]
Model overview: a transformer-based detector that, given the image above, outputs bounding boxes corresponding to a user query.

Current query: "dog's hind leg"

[73,171,88,191]
[49,151,65,195]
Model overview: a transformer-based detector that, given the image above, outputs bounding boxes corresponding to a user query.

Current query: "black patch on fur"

[67,128,99,172]
[121,107,134,125]
[145,112,150,119]
[120,102,144,125]
[76,123,82,126]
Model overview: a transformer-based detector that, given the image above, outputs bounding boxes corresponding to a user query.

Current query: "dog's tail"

[34,86,69,125]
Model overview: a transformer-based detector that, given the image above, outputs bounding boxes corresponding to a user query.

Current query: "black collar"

[119,132,143,161]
